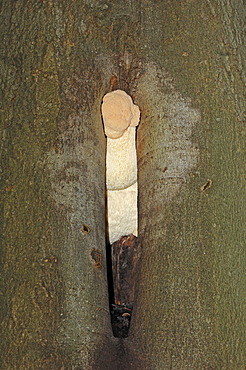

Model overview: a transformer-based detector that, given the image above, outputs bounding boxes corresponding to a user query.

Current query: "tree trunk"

[0,1,245,369]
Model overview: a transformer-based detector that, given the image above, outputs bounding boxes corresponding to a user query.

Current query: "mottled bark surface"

[130,1,245,368]
[0,1,111,368]
[0,0,245,369]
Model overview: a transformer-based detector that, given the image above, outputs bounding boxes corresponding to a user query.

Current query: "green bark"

[0,0,245,369]
[0,1,111,368]
[131,1,245,368]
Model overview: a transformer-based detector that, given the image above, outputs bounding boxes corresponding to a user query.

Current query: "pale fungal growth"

[102,89,140,139]
[107,182,138,244]
[106,126,137,190]
[101,90,140,244]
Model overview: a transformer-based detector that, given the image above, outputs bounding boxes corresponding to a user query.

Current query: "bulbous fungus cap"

[102,90,140,139]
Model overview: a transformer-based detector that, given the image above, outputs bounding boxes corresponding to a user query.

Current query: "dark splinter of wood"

[111,235,139,306]
[107,234,139,338]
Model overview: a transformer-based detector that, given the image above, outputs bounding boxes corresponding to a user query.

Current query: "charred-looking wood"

[110,234,139,338]
[111,235,139,306]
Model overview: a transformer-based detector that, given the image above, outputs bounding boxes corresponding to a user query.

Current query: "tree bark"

[0,0,245,369]
[0,1,111,368]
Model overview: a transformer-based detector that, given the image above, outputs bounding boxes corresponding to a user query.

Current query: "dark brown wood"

[111,235,140,306]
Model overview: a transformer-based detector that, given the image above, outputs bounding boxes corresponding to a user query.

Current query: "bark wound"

[200,179,212,192]
[101,89,140,337]
[81,224,91,234]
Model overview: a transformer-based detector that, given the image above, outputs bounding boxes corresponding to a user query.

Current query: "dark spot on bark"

[91,249,102,269]
[81,224,90,234]
[200,178,212,192]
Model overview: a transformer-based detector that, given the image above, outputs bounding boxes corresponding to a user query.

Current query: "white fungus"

[101,90,140,244]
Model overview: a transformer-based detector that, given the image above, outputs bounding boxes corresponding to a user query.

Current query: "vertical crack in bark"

[100,60,143,338]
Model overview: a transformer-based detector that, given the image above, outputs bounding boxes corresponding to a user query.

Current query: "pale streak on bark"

[128,62,203,368]
[45,106,110,367]
[137,62,201,205]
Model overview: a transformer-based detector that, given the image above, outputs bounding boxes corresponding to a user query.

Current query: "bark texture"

[0,1,111,368]
[130,1,245,368]
[0,0,245,369]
